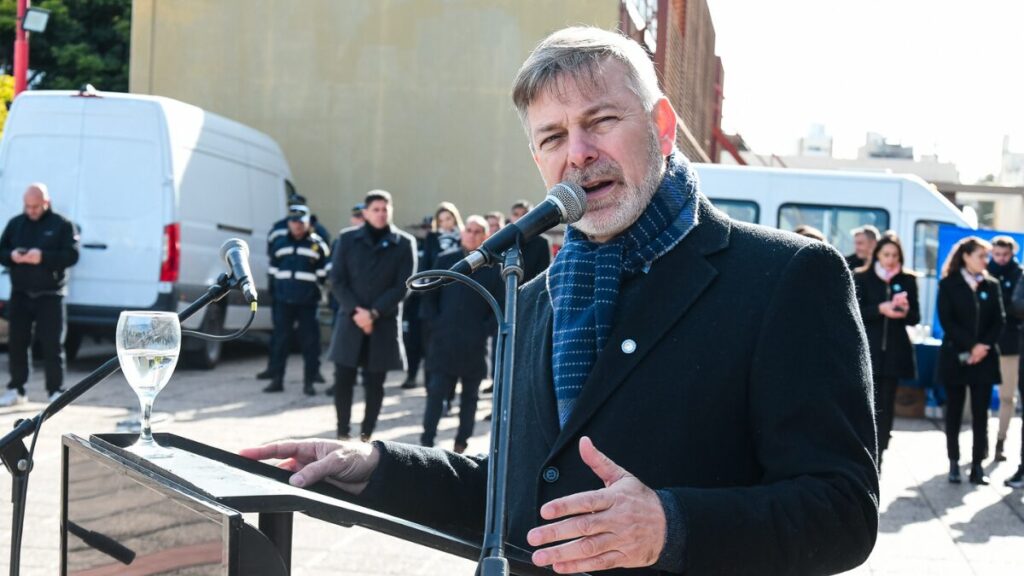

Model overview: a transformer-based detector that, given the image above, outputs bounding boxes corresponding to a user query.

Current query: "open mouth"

[582,179,617,196]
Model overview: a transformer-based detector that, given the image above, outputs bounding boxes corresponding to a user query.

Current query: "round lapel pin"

[621,339,637,354]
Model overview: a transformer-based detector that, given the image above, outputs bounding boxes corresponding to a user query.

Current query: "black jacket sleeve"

[902,274,921,327]
[1013,275,1024,320]
[980,279,1006,348]
[330,235,361,312]
[0,217,16,268]
[668,242,879,575]
[854,272,882,322]
[41,218,79,270]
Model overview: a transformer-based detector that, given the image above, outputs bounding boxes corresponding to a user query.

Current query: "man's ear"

[652,98,678,156]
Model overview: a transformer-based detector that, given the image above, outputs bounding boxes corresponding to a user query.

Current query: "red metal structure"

[13,0,29,96]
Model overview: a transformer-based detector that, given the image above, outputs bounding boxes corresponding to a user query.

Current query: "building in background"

[1001,135,1024,186]
[798,124,833,157]
[130,0,724,232]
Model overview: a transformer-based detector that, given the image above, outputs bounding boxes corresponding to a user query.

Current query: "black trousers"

[7,292,66,394]
[421,372,482,447]
[334,364,386,438]
[269,302,320,383]
[874,376,899,454]
[944,381,994,463]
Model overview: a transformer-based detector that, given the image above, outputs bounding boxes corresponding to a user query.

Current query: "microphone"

[451,182,586,275]
[220,238,258,303]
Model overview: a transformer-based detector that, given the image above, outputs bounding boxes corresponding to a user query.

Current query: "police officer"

[263,206,330,395]
[257,194,331,382]
[0,183,80,406]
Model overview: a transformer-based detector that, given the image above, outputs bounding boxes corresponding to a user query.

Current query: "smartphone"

[15,248,27,254]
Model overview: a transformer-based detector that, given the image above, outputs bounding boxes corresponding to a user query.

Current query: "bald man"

[0,184,79,406]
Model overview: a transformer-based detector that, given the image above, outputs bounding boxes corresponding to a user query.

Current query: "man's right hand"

[239,439,380,494]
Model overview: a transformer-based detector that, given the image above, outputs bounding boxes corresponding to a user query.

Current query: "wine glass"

[116,311,181,458]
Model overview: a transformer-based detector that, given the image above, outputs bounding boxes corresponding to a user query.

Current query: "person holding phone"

[854,234,920,471]
[937,236,1005,485]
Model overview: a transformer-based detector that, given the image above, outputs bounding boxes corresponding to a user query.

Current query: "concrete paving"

[1,341,1022,575]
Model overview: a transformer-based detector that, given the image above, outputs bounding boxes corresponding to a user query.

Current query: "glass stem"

[139,396,154,445]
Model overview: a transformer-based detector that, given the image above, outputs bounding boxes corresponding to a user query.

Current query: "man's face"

[509,207,527,224]
[486,216,502,235]
[461,222,488,252]
[854,234,876,260]
[526,59,674,243]
[350,214,364,227]
[992,245,1015,267]
[364,200,391,229]
[288,219,310,238]
[23,188,48,221]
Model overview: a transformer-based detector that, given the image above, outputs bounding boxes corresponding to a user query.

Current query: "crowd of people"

[803,223,1024,489]
[259,191,551,452]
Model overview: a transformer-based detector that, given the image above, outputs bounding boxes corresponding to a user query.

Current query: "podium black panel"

[61,433,564,576]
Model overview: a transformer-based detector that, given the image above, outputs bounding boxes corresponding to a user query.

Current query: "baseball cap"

[351,203,365,217]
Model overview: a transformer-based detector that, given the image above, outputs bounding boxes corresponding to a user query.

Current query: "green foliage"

[0,0,130,92]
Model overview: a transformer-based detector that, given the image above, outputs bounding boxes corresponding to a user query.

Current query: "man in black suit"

[243,27,878,575]
[419,215,502,453]
[325,190,415,441]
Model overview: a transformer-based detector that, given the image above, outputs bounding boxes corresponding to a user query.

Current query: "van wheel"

[185,304,224,370]
[65,330,83,362]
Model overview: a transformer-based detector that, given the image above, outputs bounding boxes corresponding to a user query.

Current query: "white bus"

[694,163,977,329]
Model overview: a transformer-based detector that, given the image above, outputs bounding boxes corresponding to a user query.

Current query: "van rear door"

[70,97,166,308]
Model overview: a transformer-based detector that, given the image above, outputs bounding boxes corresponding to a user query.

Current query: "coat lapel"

[548,198,731,459]
[520,282,561,449]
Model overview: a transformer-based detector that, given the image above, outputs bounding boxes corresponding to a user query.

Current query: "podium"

[61,433,555,575]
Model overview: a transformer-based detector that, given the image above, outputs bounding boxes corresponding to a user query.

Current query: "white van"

[693,163,977,327]
[0,90,291,367]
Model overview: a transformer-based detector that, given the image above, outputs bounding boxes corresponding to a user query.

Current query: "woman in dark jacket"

[854,235,919,470]
[421,202,464,271]
[937,236,1005,485]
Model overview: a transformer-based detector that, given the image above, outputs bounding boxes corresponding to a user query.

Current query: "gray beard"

[572,128,665,242]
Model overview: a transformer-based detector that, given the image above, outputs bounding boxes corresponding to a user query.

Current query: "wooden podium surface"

[62,433,559,575]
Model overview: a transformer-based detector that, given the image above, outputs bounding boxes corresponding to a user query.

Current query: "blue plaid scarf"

[547,152,699,426]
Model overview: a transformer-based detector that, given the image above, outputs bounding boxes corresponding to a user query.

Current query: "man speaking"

[243,27,878,574]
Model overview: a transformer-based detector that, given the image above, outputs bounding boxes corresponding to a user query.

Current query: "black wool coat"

[521,234,552,283]
[853,269,920,380]
[421,248,504,380]
[328,224,416,372]
[937,272,1005,387]
[359,197,879,576]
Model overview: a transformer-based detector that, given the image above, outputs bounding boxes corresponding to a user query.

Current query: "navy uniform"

[257,201,330,381]
[264,209,330,394]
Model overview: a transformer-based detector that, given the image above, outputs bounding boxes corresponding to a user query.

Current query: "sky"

[706,0,1024,182]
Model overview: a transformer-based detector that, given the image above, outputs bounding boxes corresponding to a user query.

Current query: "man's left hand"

[527,436,666,573]
[23,249,41,265]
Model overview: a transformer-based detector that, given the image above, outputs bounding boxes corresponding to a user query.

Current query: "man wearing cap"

[263,206,331,395]
[258,194,331,382]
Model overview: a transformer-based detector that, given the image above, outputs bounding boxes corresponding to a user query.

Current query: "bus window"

[710,199,759,224]
[913,220,943,277]
[778,204,889,256]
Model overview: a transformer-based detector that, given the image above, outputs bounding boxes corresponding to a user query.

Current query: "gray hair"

[511,27,663,131]
[464,214,489,232]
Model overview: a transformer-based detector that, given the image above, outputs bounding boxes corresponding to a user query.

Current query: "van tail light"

[160,223,180,282]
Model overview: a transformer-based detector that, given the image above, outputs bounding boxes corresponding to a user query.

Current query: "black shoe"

[262,380,284,393]
[481,384,494,394]
[313,373,326,384]
[303,384,316,396]
[968,462,990,485]
[400,379,417,389]
[337,433,351,441]
[360,433,372,443]
[1005,465,1024,488]
[325,384,335,397]
[948,460,961,484]
[256,369,273,380]
[994,439,1006,462]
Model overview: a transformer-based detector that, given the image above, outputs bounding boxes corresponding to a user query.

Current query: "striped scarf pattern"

[547,153,700,426]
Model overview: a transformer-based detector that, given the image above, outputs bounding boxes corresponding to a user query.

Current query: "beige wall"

[131,0,619,234]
